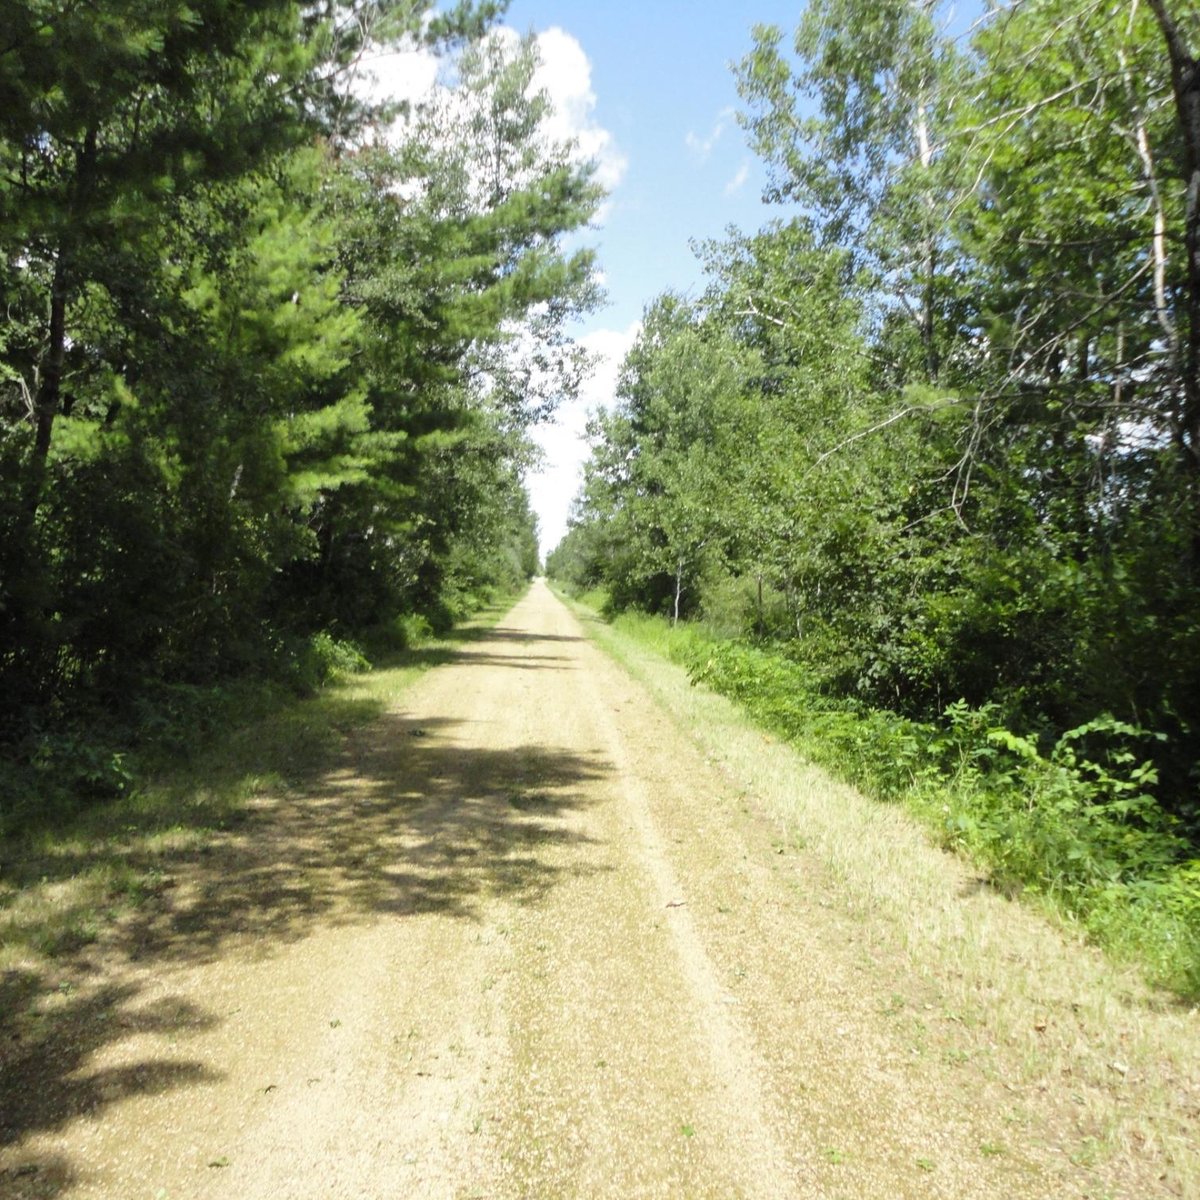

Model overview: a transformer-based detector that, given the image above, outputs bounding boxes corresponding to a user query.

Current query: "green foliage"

[670,631,1199,996]
[929,711,1180,892]
[1,9,591,817]
[291,633,371,693]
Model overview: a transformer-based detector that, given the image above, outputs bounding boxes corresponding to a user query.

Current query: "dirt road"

[0,582,1187,1197]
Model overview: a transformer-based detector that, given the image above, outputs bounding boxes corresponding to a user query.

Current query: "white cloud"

[724,160,751,195]
[527,321,642,555]
[359,26,625,221]
[357,39,440,108]
[685,106,735,164]
[533,27,627,195]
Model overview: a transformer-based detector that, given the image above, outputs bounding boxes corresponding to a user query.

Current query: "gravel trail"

[0,581,1172,1198]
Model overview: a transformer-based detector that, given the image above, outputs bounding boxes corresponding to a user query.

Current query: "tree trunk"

[23,125,96,521]
[922,240,939,383]
[673,557,684,627]
[914,79,939,384]
[25,251,69,503]
[1147,0,1200,460]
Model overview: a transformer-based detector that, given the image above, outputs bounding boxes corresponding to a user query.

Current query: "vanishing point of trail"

[0,583,1142,1197]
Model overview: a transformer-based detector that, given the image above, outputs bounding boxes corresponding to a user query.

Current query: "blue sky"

[495,1,806,553]
[505,0,803,329]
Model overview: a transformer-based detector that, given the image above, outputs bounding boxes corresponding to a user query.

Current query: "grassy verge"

[0,590,523,975]
[556,588,1199,1000]
[557,585,1200,1194]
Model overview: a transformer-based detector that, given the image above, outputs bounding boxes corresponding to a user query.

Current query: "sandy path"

[0,582,1168,1197]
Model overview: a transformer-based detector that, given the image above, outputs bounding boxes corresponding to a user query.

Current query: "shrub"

[290,632,370,694]
[678,633,1198,996]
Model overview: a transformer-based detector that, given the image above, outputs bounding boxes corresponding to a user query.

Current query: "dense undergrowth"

[566,589,1200,1000]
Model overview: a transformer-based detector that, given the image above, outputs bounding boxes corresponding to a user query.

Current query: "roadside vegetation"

[1,4,588,834]
[561,588,1200,999]
[0,593,520,979]
[550,0,1200,998]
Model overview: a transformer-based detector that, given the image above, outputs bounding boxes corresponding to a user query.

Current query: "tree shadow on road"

[375,622,584,673]
[0,619,610,1191]
[0,967,222,1197]
[115,714,609,963]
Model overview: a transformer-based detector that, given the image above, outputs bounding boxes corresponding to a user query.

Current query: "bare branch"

[805,398,964,477]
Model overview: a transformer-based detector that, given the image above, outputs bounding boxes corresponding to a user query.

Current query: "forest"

[0,2,596,817]
[548,0,1200,988]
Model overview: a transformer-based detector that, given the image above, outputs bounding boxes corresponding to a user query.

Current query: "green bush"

[289,632,370,694]
[1089,865,1200,996]
[359,612,434,658]
[675,633,1198,997]
[1,723,135,839]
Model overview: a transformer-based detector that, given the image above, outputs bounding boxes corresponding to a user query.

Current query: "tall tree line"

[552,0,1200,829]
[1,3,597,750]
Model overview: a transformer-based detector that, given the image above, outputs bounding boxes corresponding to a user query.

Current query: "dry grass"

[573,599,1200,1197]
